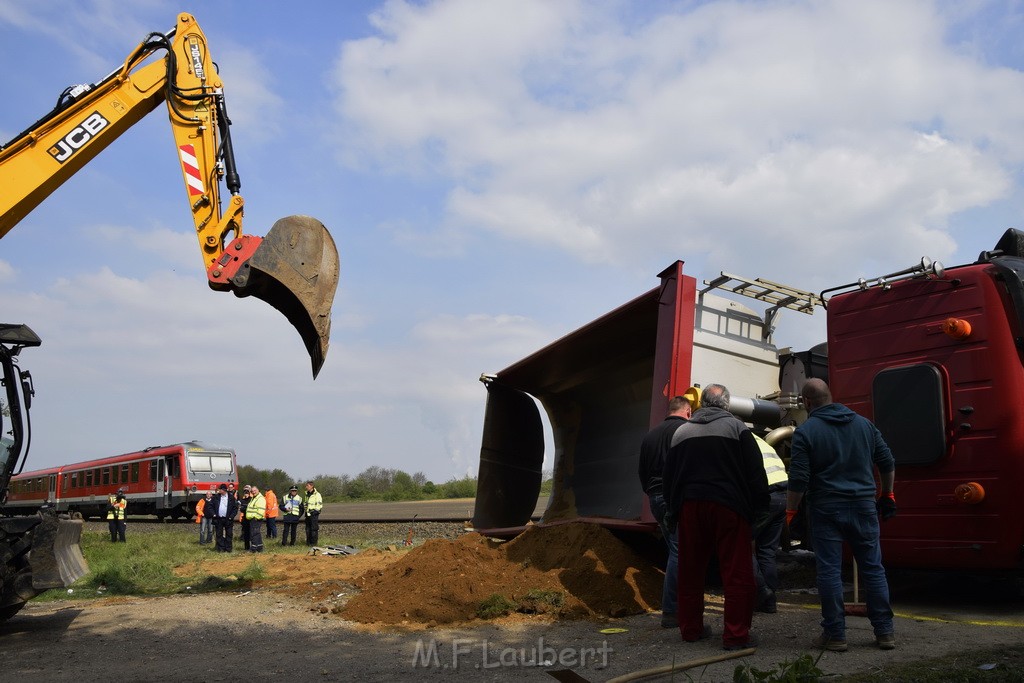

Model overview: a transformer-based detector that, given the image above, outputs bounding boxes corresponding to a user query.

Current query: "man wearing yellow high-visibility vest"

[106,488,127,542]
[244,484,266,553]
[303,481,323,546]
[752,434,788,614]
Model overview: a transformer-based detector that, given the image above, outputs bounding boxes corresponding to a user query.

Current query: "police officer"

[303,481,323,546]
[281,485,303,546]
[107,488,127,542]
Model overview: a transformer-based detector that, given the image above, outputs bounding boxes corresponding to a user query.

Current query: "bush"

[440,476,477,499]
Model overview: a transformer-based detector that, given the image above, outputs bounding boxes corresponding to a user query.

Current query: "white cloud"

[86,225,198,269]
[332,0,1024,283]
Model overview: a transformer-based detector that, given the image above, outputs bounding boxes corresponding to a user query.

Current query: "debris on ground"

[309,545,358,556]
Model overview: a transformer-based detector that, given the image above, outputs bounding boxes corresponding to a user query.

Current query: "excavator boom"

[0,13,339,377]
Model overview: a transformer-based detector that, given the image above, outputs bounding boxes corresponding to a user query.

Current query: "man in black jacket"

[664,384,769,651]
[209,483,239,553]
[638,391,694,628]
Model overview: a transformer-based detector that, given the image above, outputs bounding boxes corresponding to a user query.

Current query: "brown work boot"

[876,633,896,650]
[812,633,848,652]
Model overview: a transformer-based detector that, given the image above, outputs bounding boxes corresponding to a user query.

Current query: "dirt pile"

[342,522,663,625]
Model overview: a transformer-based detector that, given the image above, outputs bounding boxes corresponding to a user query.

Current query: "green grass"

[34,526,383,603]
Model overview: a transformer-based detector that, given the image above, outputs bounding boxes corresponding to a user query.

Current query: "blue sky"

[2,0,1023,482]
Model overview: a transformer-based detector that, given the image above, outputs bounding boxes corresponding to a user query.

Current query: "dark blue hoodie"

[788,403,895,504]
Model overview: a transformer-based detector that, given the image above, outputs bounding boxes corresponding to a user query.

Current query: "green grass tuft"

[477,594,516,619]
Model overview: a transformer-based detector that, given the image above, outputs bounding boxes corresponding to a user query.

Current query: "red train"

[0,441,238,520]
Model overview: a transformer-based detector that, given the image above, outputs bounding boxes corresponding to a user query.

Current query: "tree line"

[235,464,478,502]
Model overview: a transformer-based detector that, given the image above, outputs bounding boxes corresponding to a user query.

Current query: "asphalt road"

[320,496,549,522]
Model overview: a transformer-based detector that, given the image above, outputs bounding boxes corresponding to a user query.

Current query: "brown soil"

[344,523,663,625]
[186,522,663,627]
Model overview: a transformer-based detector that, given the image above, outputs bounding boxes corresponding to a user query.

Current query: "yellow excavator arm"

[0,13,339,378]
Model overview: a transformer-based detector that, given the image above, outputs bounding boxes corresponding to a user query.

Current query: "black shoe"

[755,587,777,613]
[660,613,678,628]
[724,633,759,651]
[682,623,713,642]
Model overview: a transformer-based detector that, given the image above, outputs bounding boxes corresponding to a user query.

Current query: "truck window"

[873,363,947,466]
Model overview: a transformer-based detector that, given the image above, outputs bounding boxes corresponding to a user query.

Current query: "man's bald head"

[801,378,832,411]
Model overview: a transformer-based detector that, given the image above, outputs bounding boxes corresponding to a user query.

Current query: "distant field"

[321,496,549,521]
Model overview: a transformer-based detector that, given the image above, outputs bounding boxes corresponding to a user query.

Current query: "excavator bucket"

[238,215,339,379]
[27,511,88,591]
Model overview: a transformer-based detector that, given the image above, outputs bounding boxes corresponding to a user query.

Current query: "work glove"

[876,492,897,521]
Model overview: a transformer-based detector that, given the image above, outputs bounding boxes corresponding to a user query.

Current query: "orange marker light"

[954,481,985,504]
[942,318,972,339]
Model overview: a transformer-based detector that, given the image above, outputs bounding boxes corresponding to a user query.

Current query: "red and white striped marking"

[178,144,205,196]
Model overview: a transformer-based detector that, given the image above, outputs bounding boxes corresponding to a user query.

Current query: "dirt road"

[2,526,1023,682]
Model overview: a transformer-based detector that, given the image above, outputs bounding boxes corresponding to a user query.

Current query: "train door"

[47,474,56,506]
[163,456,175,511]
[154,458,168,512]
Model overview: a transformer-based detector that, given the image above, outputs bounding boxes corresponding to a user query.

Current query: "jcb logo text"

[48,111,109,163]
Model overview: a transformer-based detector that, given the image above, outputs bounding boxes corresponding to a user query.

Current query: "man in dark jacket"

[787,378,896,652]
[638,391,695,628]
[664,383,769,651]
[209,483,239,553]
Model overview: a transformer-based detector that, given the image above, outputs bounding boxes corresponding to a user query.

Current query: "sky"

[2,0,1024,483]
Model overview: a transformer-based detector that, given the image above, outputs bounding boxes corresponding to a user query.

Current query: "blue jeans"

[648,493,678,616]
[808,500,894,639]
[199,516,213,544]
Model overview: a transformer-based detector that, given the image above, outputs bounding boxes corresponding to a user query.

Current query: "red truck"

[474,229,1024,573]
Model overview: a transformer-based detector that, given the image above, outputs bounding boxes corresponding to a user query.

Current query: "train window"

[211,455,233,473]
[171,458,180,477]
[112,466,119,484]
[131,462,140,483]
[122,464,130,482]
[188,455,212,472]
[71,472,78,488]
[873,363,947,466]
[63,475,68,491]
[148,460,158,481]
[86,470,93,487]
[93,468,100,486]
[102,468,110,485]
